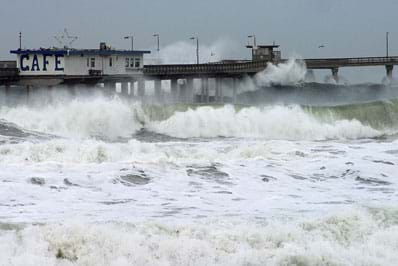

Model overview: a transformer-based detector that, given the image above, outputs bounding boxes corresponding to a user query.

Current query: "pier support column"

[201,78,209,103]
[121,82,129,96]
[154,79,162,99]
[103,82,115,97]
[305,69,315,82]
[232,78,237,104]
[171,79,178,102]
[129,81,135,97]
[67,84,77,96]
[186,78,194,103]
[386,65,394,80]
[5,84,10,98]
[331,68,339,83]
[26,85,31,104]
[215,78,223,103]
[138,79,145,98]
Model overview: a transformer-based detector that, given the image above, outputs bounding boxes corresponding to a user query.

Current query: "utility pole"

[153,34,160,52]
[190,36,199,64]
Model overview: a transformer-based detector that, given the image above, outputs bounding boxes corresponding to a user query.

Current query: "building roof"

[10,48,151,56]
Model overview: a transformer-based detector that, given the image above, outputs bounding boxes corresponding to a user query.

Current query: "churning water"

[1,79,398,265]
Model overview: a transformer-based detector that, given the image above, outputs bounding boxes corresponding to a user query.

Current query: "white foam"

[1,207,397,266]
[148,105,381,140]
[0,97,143,140]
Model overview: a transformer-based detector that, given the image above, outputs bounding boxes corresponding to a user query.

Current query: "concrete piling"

[331,68,339,83]
[154,79,162,99]
[386,65,394,80]
[138,79,145,97]
[121,82,128,96]
[232,78,237,104]
[171,79,178,102]
[186,78,194,103]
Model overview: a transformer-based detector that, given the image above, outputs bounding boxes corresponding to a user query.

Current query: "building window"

[90,58,95,68]
[135,58,140,68]
[87,58,90,67]
[109,57,113,67]
[130,58,134,68]
[125,58,129,67]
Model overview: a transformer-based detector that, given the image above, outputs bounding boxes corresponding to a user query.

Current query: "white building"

[10,43,150,85]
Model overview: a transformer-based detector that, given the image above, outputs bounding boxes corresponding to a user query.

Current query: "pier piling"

[171,79,178,102]
[386,65,394,80]
[331,68,339,83]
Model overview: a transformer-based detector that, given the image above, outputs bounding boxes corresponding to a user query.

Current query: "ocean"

[0,82,397,266]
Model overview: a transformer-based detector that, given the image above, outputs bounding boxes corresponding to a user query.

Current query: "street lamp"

[19,32,22,50]
[248,34,256,47]
[124,35,134,51]
[386,32,389,57]
[153,34,160,52]
[190,36,199,64]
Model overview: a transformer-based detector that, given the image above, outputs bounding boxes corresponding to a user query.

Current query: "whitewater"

[0,61,398,265]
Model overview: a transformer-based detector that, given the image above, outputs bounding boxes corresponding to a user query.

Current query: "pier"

[1,43,397,103]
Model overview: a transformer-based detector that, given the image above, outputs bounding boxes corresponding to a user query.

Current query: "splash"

[255,58,307,86]
[149,39,239,64]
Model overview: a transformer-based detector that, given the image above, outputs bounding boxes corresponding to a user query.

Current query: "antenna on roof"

[54,28,78,49]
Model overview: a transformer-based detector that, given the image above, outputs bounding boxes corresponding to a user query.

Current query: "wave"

[1,96,398,141]
[1,207,397,266]
[0,97,144,140]
[147,105,382,140]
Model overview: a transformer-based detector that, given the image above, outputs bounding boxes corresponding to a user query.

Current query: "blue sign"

[20,54,64,72]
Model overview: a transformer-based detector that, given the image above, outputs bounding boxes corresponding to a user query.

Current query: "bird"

[318,45,326,48]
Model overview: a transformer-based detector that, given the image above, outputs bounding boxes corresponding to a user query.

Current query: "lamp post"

[19,32,22,50]
[190,36,199,64]
[153,34,160,52]
[248,34,256,48]
[386,32,389,57]
[124,35,134,51]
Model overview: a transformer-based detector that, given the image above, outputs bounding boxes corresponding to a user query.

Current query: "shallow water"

[0,85,397,265]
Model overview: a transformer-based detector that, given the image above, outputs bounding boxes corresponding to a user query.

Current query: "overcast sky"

[1,0,397,82]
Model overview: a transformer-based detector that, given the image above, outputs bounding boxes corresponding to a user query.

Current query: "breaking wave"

[1,207,397,266]
[147,105,382,140]
[1,96,398,141]
[0,97,144,140]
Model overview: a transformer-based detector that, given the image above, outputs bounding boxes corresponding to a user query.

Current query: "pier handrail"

[144,56,398,76]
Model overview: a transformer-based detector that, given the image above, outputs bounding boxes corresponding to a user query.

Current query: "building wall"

[16,53,144,76]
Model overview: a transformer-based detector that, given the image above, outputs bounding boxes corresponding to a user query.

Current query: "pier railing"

[144,60,268,76]
[303,56,398,69]
[144,56,398,77]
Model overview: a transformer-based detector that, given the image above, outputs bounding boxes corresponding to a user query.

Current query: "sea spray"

[255,58,307,86]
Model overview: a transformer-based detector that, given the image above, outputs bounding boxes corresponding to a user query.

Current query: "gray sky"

[1,0,397,82]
